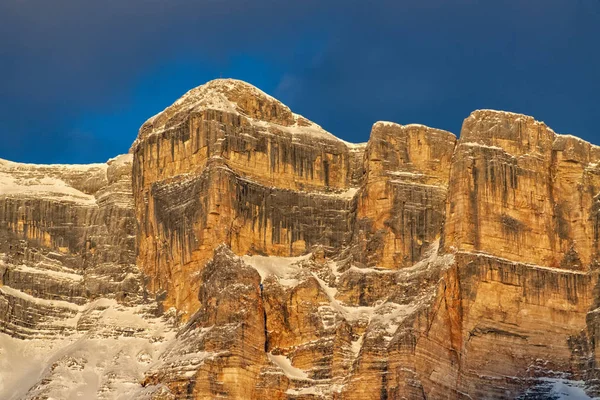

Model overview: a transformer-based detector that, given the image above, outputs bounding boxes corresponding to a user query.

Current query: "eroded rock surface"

[131,79,366,316]
[0,155,176,400]
[3,79,600,399]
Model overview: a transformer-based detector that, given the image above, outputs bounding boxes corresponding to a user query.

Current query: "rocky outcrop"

[354,121,456,269]
[0,154,180,400]
[131,79,366,317]
[412,253,598,399]
[128,82,600,399]
[415,109,600,399]
[143,245,267,399]
[444,110,600,270]
[0,154,144,339]
[3,79,600,399]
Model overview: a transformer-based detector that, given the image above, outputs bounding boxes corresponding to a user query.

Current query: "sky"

[0,0,599,164]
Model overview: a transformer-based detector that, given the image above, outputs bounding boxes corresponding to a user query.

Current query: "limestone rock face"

[0,154,179,400]
[0,155,143,337]
[4,80,600,399]
[143,245,267,399]
[129,85,600,399]
[355,122,456,269]
[131,79,366,316]
[444,110,600,269]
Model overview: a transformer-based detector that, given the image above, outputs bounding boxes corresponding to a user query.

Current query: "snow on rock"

[242,253,312,286]
[267,353,309,380]
[107,153,133,166]
[286,386,320,396]
[374,121,402,128]
[0,332,72,400]
[137,78,364,150]
[373,120,453,136]
[11,263,83,282]
[0,173,98,204]
[460,250,588,276]
[0,155,131,205]
[0,286,81,311]
[0,158,107,172]
[350,334,364,358]
[519,378,595,399]
[313,187,359,199]
[460,141,507,152]
[251,116,344,144]
[0,302,176,400]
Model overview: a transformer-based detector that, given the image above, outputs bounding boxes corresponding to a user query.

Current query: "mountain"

[1,79,599,399]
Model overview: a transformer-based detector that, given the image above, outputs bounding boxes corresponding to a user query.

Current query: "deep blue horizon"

[1,1,599,164]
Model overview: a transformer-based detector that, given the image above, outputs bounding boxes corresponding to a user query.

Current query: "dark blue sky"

[1,0,599,163]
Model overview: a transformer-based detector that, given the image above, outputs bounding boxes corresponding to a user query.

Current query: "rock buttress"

[132,79,366,317]
[0,154,143,339]
[408,110,600,398]
[354,121,456,269]
[444,109,600,269]
[143,246,267,399]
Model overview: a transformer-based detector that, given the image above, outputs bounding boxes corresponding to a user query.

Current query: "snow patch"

[461,251,587,275]
[522,378,594,399]
[107,153,133,166]
[286,387,319,396]
[350,334,364,358]
[0,173,98,204]
[313,187,359,200]
[0,158,107,172]
[0,301,175,400]
[0,286,81,311]
[461,142,505,151]
[11,263,83,282]
[241,253,311,286]
[267,353,309,380]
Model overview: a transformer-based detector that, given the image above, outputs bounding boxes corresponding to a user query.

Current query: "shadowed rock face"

[4,79,600,399]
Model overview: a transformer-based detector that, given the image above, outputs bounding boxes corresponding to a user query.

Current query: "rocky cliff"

[0,155,177,399]
[1,78,599,399]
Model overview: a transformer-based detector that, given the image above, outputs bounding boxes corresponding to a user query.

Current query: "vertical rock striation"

[355,121,456,269]
[415,110,600,398]
[127,82,600,398]
[0,154,143,338]
[3,80,600,399]
[445,109,600,269]
[131,79,366,317]
[0,154,179,400]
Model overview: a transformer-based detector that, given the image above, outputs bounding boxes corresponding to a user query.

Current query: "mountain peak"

[142,78,292,127]
[134,79,355,149]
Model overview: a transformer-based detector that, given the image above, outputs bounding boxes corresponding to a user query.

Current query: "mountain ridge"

[1,79,600,399]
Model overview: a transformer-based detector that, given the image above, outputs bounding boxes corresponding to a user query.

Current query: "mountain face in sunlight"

[2,79,600,399]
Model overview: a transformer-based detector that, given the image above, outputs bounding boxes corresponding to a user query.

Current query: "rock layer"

[0,155,143,338]
[0,154,178,400]
[2,79,600,399]
[445,110,600,269]
[131,79,366,316]
[128,81,600,399]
